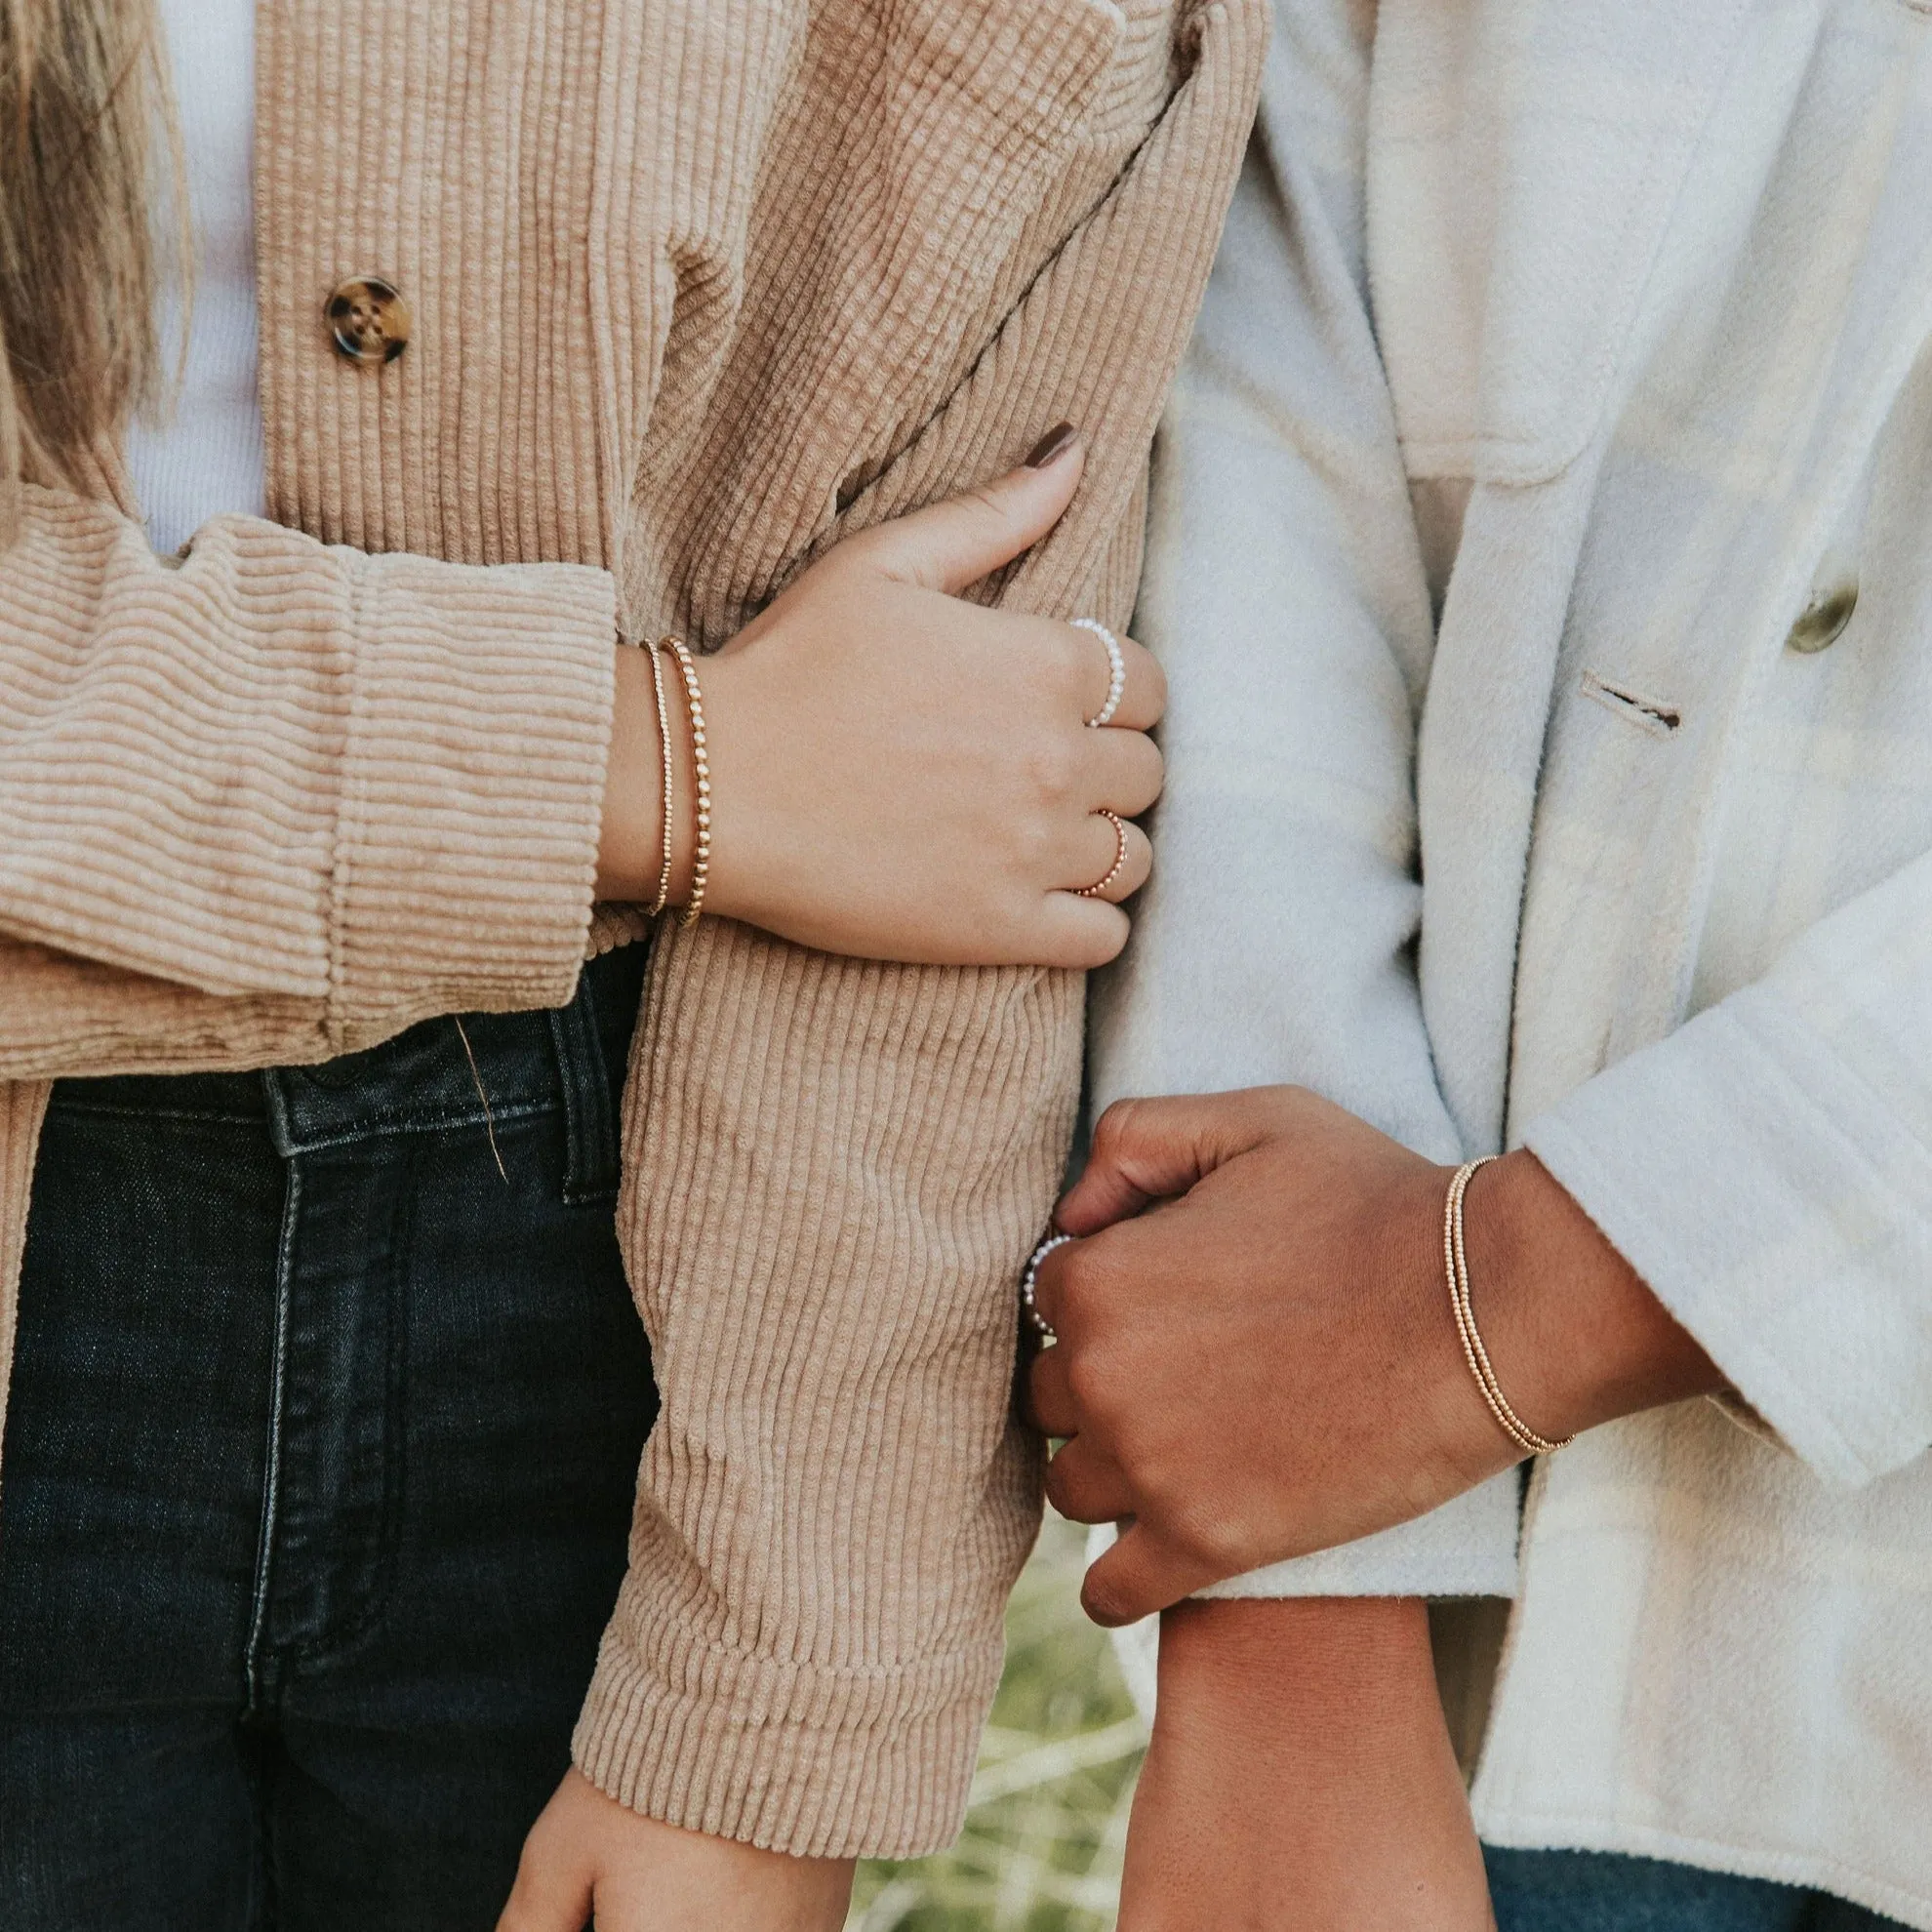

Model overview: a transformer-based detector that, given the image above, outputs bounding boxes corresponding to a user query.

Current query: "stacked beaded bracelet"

[1444,1157,1573,1458]
[642,638,677,919]
[661,636,711,926]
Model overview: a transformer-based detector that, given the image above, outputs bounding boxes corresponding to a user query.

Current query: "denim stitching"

[243,1159,302,1714]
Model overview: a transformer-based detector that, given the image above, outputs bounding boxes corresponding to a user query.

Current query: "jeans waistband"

[49,946,648,1197]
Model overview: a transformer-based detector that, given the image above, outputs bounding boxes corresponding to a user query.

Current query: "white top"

[125,0,266,555]
[1100,0,1932,1921]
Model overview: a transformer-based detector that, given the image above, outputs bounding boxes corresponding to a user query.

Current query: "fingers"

[1081,1521,1220,1629]
[1030,892,1134,970]
[1027,1337,1078,1435]
[1083,723,1165,820]
[851,430,1086,593]
[1045,1433,1137,1525]
[1056,1094,1272,1236]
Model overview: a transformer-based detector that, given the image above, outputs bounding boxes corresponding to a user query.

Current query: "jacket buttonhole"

[1582,670,1682,736]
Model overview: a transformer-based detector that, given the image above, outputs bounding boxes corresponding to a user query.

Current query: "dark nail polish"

[1025,422,1078,468]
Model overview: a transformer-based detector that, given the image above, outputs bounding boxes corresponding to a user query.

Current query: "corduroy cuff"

[574,1594,1005,1861]
[330,548,617,1036]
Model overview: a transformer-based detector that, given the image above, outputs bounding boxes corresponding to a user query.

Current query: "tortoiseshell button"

[326,276,411,366]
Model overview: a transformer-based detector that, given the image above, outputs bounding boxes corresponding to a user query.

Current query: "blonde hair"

[1,0,176,538]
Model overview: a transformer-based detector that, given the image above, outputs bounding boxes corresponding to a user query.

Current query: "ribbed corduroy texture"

[578,922,1081,1854]
[577,0,1268,1857]
[0,501,616,1067]
[0,0,1266,1860]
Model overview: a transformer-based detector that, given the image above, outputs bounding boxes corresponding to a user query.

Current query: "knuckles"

[1019,731,1081,815]
[1165,1504,1249,1581]
[1056,1340,1111,1430]
[1043,1452,1098,1521]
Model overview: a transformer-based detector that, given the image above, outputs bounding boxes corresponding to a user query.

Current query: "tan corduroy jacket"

[0,0,1263,1860]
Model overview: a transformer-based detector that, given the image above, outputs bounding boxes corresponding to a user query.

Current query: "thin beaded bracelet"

[1444,1157,1573,1459]
[643,637,676,918]
[661,636,711,926]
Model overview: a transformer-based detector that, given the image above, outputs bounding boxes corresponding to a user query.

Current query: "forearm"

[1122,1596,1491,1932]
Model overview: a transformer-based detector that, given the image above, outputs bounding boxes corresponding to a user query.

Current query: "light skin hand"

[1120,1597,1494,1932]
[1027,1085,1723,1624]
[497,1769,855,1932]
[596,428,1168,968]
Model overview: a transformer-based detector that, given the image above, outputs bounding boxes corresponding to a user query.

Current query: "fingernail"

[1025,422,1078,468]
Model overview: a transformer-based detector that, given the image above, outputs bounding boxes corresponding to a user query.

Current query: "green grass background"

[843,1512,1149,1932]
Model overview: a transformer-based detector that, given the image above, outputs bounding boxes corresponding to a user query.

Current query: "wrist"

[1156,1595,1441,1759]
[1151,1591,1445,1731]
[1130,1598,1490,1932]
[1460,1151,1723,1442]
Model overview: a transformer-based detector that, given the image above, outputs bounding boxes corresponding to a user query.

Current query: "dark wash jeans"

[1487,1848,1908,1932]
[0,945,657,1932]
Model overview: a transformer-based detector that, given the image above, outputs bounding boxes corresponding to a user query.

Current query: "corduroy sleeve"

[572,0,1270,1860]
[0,494,617,1080]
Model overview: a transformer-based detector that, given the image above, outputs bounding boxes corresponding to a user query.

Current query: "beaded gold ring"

[1076,811,1130,900]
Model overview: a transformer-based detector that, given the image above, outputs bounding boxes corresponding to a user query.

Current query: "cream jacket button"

[1786,581,1857,654]
[326,276,411,365]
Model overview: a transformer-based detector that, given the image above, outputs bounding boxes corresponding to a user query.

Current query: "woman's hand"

[497,1769,854,1932]
[1028,1086,1724,1624]
[597,428,1167,968]
[1120,1597,1494,1932]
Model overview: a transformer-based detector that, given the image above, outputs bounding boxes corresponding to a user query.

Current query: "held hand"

[599,428,1167,967]
[1028,1087,1723,1624]
[497,1769,855,1932]
[1119,1598,1494,1932]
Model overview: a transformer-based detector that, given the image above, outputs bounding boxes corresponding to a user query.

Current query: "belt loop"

[549,970,621,1204]
[261,1067,300,1160]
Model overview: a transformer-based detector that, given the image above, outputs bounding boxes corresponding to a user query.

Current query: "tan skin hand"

[1027,1085,1723,1625]
[1121,1597,1494,1932]
[595,429,1167,968]
[497,1770,855,1932]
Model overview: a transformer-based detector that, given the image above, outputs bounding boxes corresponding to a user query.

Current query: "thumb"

[1080,1520,1217,1630]
[1057,1094,1271,1236]
[496,1871,591,1932]
[496,1796,596,1932]
[852,424,1085,593]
